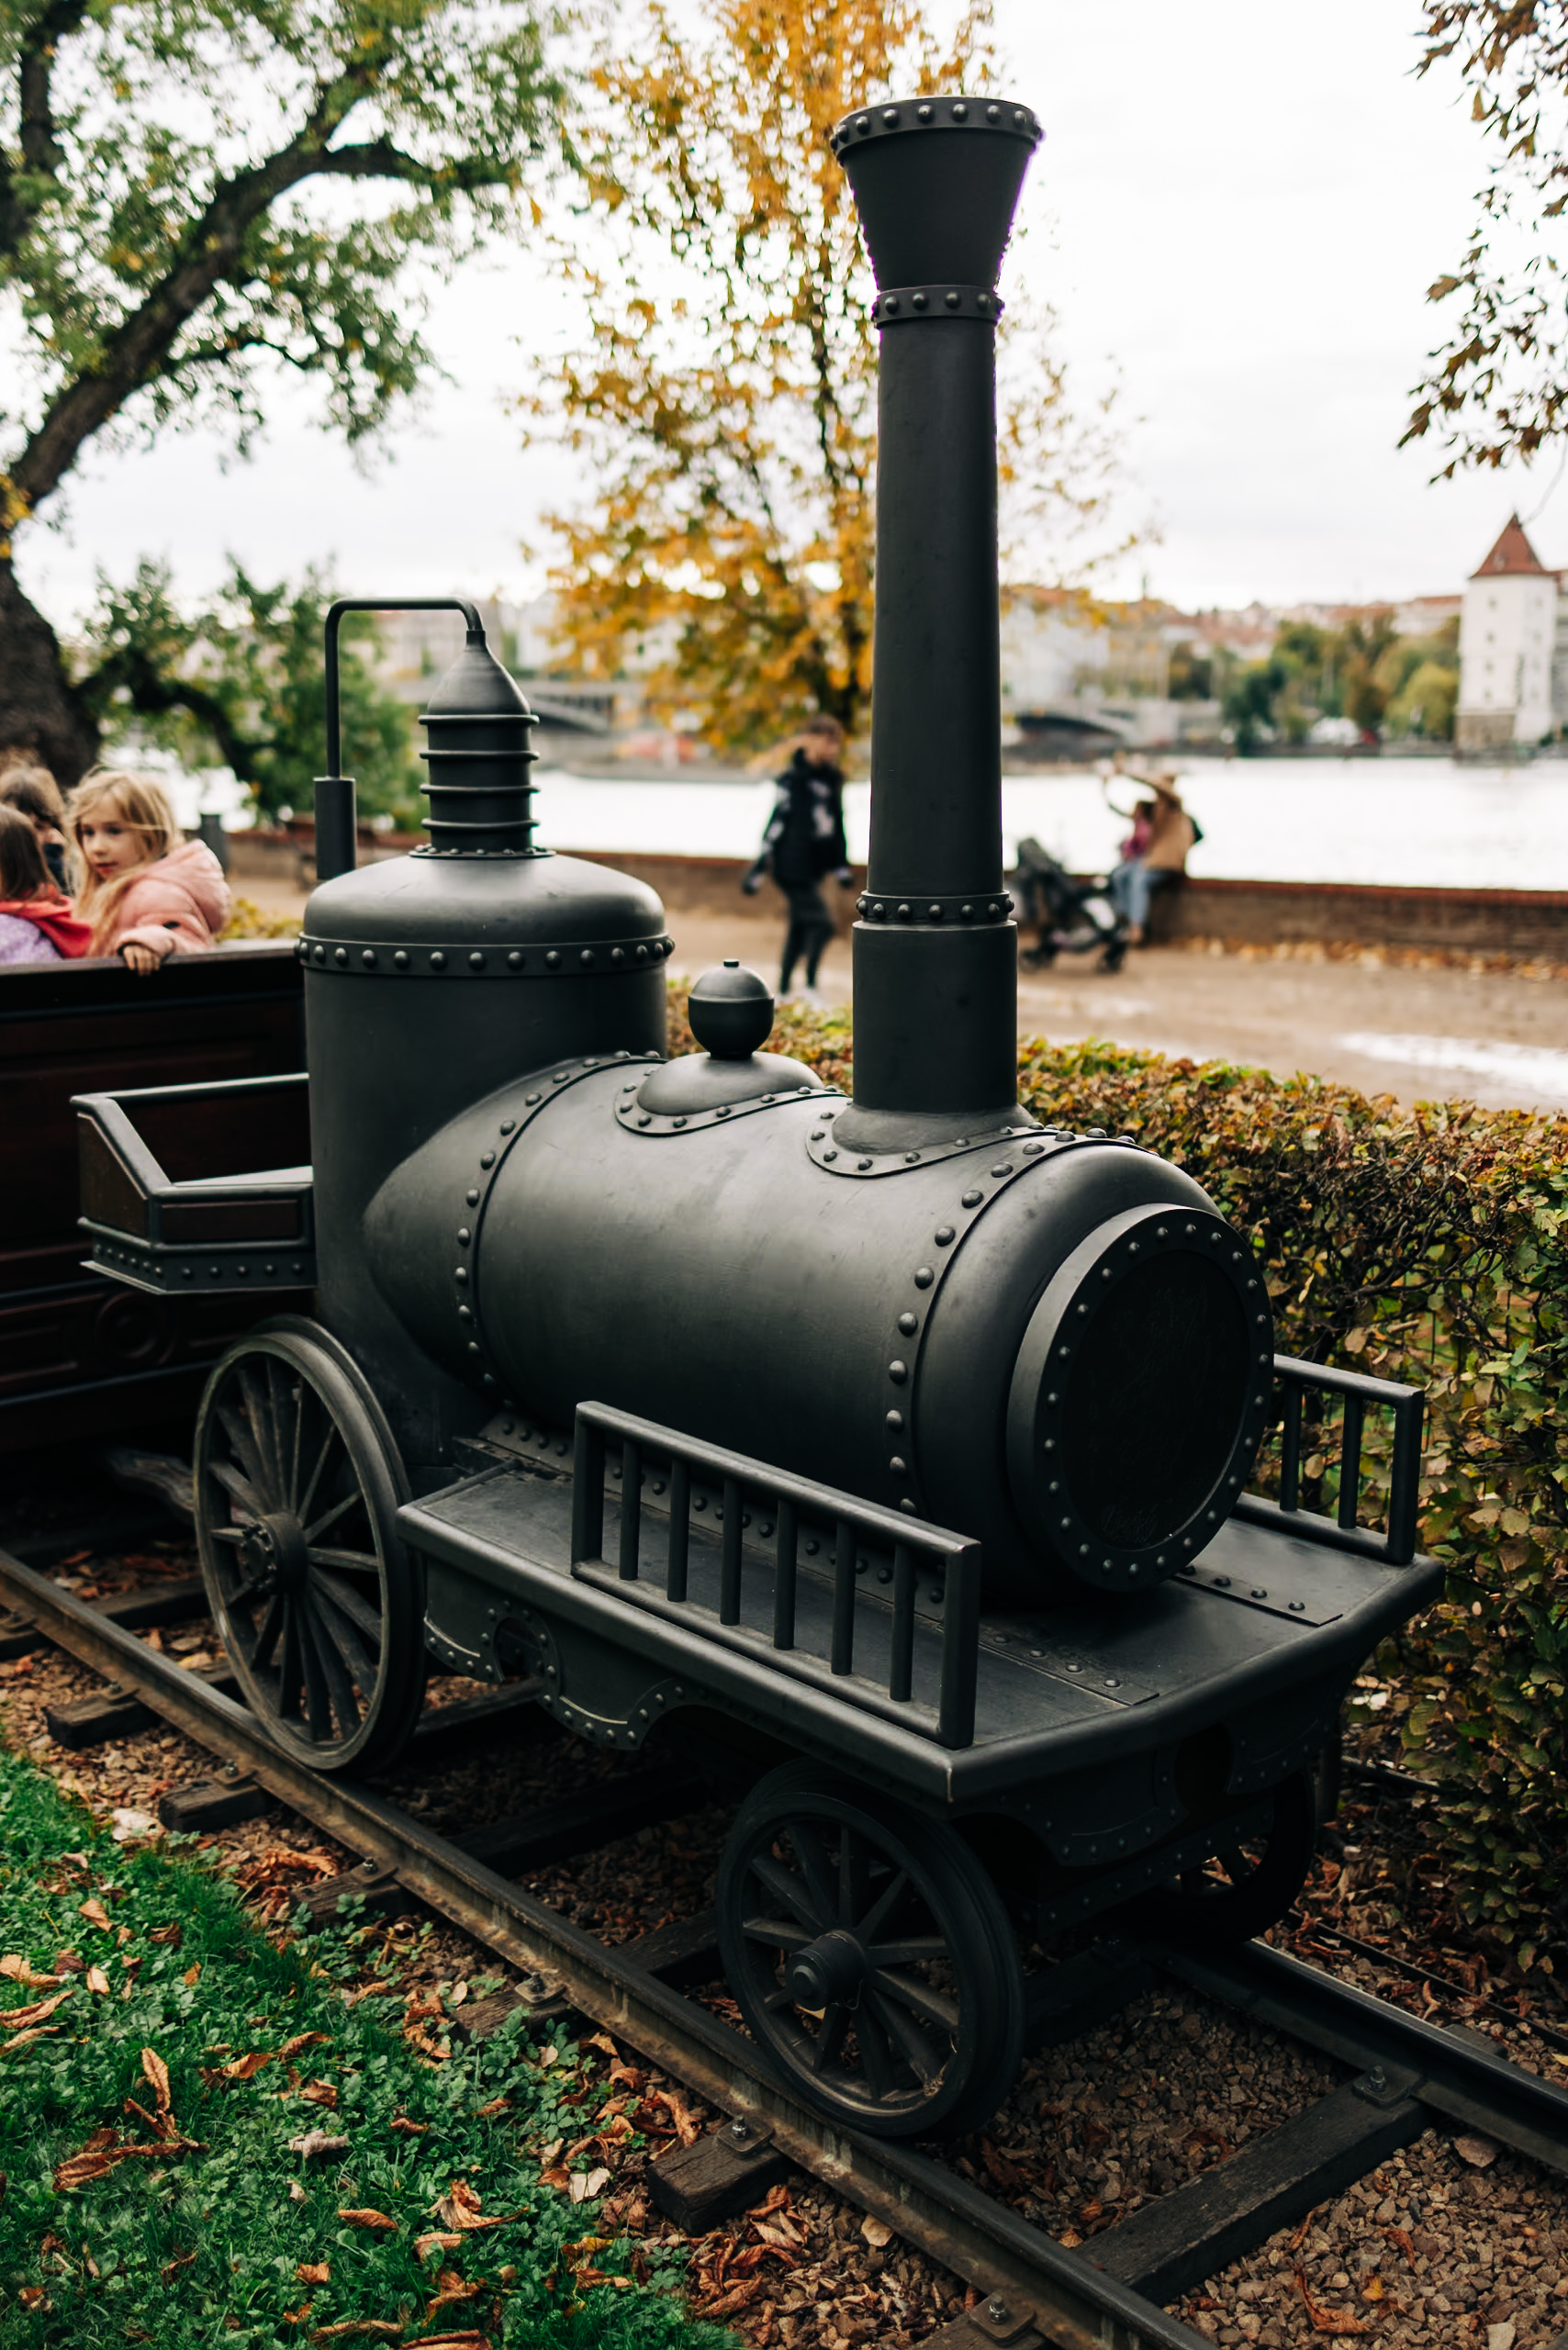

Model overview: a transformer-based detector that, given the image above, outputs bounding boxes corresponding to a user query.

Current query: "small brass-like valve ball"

[689,959,775,1059]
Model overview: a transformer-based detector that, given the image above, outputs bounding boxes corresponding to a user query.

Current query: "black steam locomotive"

[75,97,1439,2138]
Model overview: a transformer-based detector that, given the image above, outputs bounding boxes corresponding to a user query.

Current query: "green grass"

[0,1746,736,2348]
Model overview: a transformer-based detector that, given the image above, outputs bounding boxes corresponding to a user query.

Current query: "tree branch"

[8,54,521,514]
[0,0,92,261]
[78,647,271,784]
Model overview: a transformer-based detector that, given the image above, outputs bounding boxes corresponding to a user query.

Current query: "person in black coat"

[744,716,854,998]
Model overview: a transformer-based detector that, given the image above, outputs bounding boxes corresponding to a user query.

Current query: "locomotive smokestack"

[830,95,1041,1150]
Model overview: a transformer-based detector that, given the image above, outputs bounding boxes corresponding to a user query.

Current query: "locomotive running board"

[6,1538,1568,2350]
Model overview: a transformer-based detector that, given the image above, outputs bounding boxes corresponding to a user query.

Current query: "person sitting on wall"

[67,769,230,974]
[743,714,855,1004]
[1105,763,1197,946]
[0,804,92,964]
[0,760,73,890]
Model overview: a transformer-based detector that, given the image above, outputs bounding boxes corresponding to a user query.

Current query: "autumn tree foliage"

[0,0,560,781]
[1406,1,1568,472]
[526,0,1133,754]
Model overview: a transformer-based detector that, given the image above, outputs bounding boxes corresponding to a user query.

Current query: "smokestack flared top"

[830,96,1040,291]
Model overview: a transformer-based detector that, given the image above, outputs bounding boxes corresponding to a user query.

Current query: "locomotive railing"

[569,1403,984,1749]
[1235,1355,1425,1567]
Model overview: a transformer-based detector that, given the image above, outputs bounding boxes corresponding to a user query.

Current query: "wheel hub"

[239,1512,309,1594]
[784,1927,867,2009]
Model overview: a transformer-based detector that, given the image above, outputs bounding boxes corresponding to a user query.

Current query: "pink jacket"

[100,839,231,960]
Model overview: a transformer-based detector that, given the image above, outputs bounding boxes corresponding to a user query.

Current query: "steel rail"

[6,1539,1567,2350]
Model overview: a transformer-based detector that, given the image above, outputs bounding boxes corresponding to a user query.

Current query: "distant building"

[1456,515,1563,748]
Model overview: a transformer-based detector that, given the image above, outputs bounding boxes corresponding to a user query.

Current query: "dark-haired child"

[0,804,91,963]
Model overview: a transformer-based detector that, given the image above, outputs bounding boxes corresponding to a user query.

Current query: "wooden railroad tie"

[647,2116,793,2233]
[157,1771,274,1832]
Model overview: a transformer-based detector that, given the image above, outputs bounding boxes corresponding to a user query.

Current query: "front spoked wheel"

[717,1762,1024,2138]
[194,1317,425,1773]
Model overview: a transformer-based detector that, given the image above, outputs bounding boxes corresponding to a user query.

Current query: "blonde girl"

[67,769,230,974]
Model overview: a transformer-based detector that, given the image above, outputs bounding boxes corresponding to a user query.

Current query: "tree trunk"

[0,555,100,786]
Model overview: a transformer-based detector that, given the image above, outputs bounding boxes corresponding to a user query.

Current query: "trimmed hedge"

[675,993,1568,1966]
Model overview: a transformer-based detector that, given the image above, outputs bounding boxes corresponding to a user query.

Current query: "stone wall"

[225,830,1566,957]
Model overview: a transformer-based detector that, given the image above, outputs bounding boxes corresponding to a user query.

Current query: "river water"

[530,755,1565,893]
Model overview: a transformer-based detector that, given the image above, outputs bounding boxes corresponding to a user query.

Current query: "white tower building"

[1456,515,1562,750]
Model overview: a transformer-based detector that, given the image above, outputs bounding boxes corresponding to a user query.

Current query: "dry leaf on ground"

[435,2177,522,2232]
[79,1897,111,1931]
[1294,2271,1369,2335]
[414,2232,462,2260]
[1,1988,71,2031]
[220,2052,273,2081]
[141,2047,172,2113]
[337,2208,398,2232]
[297,2262,331,2284]
[1,1955,60,1987]
[695,2276,767,2321]
[390,2114,429,2135]
[85,1967,109,1996]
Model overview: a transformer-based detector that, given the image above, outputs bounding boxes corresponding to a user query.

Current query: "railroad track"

[3,1528,1565,2350]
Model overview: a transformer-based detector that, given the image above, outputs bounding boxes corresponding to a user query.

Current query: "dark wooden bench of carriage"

[0,943,306,1454]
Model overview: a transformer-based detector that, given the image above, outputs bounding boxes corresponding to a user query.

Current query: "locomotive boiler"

[75,94,1439,2139]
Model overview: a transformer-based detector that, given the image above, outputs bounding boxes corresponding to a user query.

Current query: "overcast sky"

[17,0,1557,629]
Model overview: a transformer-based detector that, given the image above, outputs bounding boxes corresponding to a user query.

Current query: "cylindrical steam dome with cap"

[297,622,673,1466]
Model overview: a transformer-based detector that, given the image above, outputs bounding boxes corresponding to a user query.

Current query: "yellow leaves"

[79,1897,111,1932]
[85,1968,111,1997]
[297,2262,331,2285]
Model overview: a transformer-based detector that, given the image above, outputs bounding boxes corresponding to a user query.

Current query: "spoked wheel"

[194,1316,426,1773]
[717,1762,1025,2139]
[1116,1770,1320,1951]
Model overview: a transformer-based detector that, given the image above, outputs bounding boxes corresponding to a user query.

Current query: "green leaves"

[77,556,426,822]
[2,0,562,509]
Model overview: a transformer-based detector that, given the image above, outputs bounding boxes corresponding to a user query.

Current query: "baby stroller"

[1011,836,1128,973]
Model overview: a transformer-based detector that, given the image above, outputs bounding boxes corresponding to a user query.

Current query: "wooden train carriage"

[0,943,307,1452]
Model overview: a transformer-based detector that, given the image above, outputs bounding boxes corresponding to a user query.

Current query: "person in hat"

[1105,763,1196,945]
